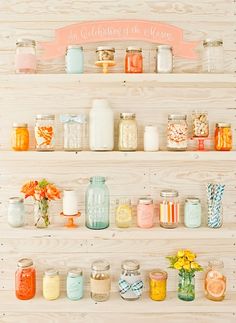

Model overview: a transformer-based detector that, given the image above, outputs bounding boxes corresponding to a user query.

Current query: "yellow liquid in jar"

[149,279,166,301]
[43,275,60,300]
[115,204,132,228]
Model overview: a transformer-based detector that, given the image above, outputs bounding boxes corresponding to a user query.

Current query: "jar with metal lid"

[205,259,226,301]
[90,260,111,302]
[214,123,232,151]
[96,47,115,62]
[125,47,143,73]
[192,111,209,138]
[156,45,173,73]
[8,197,25,228]
[67,268,83,300]
[115,198,132,228]
[167,114,188,151]
[137,197,154,228]
[118,113,138,151]
[11,123,29,151]
[119,260,143,301]
[65,45,84,74]
[149,270,168,301]
[184,198,202,228]
[202,39,224,73]
[43,268,60,300]
[15,39,37,74]
[160,190,179,229]
[35,114,55,151]
[15,258,36,300]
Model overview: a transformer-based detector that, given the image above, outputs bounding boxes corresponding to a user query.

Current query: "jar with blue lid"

[65,45,84,74]
[184,198,201,228]
[7,197,25,227]
[66,268,83,300]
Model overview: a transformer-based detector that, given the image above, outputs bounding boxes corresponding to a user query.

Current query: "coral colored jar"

[11,123,29,151]
[15,258,36,300]
[149,270,168,301]
[214,123,232,151]
[137,198,154,228]
[125,47,143,73]
[205,260,226,301]
[15,39,36,74]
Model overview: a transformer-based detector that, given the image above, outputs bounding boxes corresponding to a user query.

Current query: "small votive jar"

[67,268,83,300]
[160,190,179,229]
[90,260,111,302]
[8,197,25,228]
[137,198,154,228]
[149,270,168,301]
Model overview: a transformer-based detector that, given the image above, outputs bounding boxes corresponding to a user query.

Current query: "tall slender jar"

[89,99,114,151]
[137,198,154,228]
[67,268,83,300]
[90,260,111,302]
[184,198,201,228]
[65,45,84,74]
[85,176,110,230]
[115,198,132,228]
[167,114,188,151]
[35,114,55,151]
[11,123,29,151]
[15,258,36,300]
[144,126,159,151]
[205,260,226,301]
[43,269,60,300]
[118,113,138,151]
[125,47,143,73]
[202,39,224,73]
[160,190,179,228]
[156,45,173,73]
[15,39,37,74]
[8,197,25,228]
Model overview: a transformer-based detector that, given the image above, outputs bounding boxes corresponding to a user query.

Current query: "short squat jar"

[43,269,60,300]
[11,123,29,151]
[167,114,188,151]
[202,39,224,73]
[35,114,55,151]
[8,197,25,228]
[15,39,37,74]
[65,45,84,74]
[119,260,143,301]
[137,198,154,228]
[118,113,138,151]
[90,260,111,302]
[184,198,201,228]
[67,268,83,301]
[125,47,143,73]
[15,258,36,300]
[96,47,115,62]
[149,270,168,301]
[159,190,179,229]
[115,198,132,228]
[156,45,173,73]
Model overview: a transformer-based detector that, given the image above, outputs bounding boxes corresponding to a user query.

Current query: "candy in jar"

[35,114,55,151]
[214,123,232,151]
[192,112,209,138]
[205,260,226,301]
[125,47,143,73]
[149,270,168,301]
[115,198,132,228]
[137,198,154,228]
[15,258,36,300]
[159,190,179,229]
[119,260,143,300]
[11,123,29,151]
[167,114,188,151]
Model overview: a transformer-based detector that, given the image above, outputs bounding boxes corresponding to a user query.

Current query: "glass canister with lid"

[65,45,84,74]
[149,269,168,301]
[125,47,143,73]
[137,197,154,228]
[118,113,138,151]
[90,260,111,302]
[119,260,143,301]
[214,123,232,151]
[67,268,83,300]
[167,114,188,151]
[159,190,179,228]
[202,39,224,73]
[11,123,29,151]
[184,198,202,228]
[15,39,37,74]
[43,268,60,300]
[15,258,36,300]
[35,114,55,151]
[156,45,173,73]
[205,259,226,301]
[8,197,25,228]
[115,198,132,228]
[192,112,209,138]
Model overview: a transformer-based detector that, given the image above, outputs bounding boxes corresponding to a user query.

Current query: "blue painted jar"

[66,268,83,300]
[7,197,25,227]
[65,45,84,74]
[184,198,201,228]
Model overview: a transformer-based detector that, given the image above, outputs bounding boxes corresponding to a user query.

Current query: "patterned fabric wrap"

[60,114,86,124]
[118,278,144,296]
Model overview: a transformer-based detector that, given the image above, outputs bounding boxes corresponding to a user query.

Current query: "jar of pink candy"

[15,39,37,74]
[167,114,188,151]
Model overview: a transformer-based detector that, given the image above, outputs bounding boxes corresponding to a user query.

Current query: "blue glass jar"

[184,198,201,228]
[65,45,84,74]
[66,268,83,300]
[8,197,25,227]
[85,176,110,230]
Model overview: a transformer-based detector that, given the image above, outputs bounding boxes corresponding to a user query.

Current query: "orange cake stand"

[191,137,211,151]
[95,60,116,73]
[60,211,81,228]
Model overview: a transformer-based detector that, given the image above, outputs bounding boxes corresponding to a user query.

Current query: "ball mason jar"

[118,113,138,151]
[65,45,84,74]
[15,258,36,300]
[90,260,111,302]
[43,268,60,300]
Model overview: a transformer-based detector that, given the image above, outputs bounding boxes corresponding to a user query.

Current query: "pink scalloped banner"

[39,20,199,60]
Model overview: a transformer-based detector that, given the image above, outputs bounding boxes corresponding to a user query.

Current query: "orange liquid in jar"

[125,50,143,73]
[15,267,36,300]
[215,124,232,151]
[205,269,226,301]
[12,126,29,151]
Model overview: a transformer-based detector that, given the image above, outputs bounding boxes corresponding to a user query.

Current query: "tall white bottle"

[89,99,114,151]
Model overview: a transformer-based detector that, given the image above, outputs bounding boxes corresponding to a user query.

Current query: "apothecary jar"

[90,260,111,302]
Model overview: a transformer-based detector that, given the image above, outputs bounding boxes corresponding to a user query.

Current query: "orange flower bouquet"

[21,179,60,228]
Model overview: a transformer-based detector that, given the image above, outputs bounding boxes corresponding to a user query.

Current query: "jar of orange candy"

[205,259,226,301]
[215,123,232,151]
[11,123,29,151]
[15,258,36,300]
[35,114,55,151]
[125,47,143,73]
[149,270,167,301]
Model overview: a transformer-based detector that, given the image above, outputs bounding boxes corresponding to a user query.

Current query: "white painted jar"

[63,189,78,215]
[156,45,173,73]
[144,126,159,151]
[89,99,114,151]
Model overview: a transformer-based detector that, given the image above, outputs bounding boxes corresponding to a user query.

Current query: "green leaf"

[38,178,49,188]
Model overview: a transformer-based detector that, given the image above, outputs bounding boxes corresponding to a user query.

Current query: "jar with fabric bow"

[118,260,143,301]
[60,114,87,151]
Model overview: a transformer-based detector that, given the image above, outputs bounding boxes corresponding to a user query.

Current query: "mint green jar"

[66,268,83,301]
[184,198,201,228]
[65,45,84,74]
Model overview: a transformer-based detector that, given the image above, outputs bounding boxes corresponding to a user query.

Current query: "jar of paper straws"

[207,183,225,228]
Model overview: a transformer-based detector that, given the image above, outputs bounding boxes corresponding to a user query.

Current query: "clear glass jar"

[35,114,55,151]
[43,268,60,300]
[192,112,209,138]
[156,45,173,73]
[118,113,138,151]
[167,114,188,151]
[67,268,83,301]
[149,270,168,301]
[65,45,84,74]
[178,271,195,301]
[137,198,154,228]
[15,39,37,74]
[115,198,132,228]
[205,259,226,301]
[15,258,36,300]
[85,176,110,230]
[96,47,115,61]
[214,123,232,151]
[202,39,224,73]
[119,260,143,301]
[125,47,143,73]
[144,125,159,152]
[90,260,111,302]
[184,198,201,228]
[11,123,29,151]
[160,190,179,228]
[8,197,25,228]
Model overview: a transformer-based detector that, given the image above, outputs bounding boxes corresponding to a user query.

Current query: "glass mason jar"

[11,123,29,151]
[96,47,115,62]
[202,39,224,73]
[125,47,143,73]
[15,258,36,300]
[137,198,154,228]
[8,197,25,228]
[115,198,132,228]
[90,260,111,302]
[67,268,83,301]
[178,271,195,301]
[184,198,202,228]
[192,112,209,138]
[119,260,143,301]
[15,39,37,74]
[43,269,60,300]
[65,45,84,74]
[35,114,55,151]
[156,45,173,73]
[60,114,86,151]
[160,190,179,229]
[167,114,188,151]
[118,113,138,151]
[144,125,159,152]
[149,270,168,301]
[205,259,226,301]
[214,123,232,151]
[85,176,110,230]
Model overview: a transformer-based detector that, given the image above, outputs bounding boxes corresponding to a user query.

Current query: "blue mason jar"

[85,176,110,230]
[66,268,83,300]
[65,45,84,74]
[7,197,25,227]
[184,198,201,228]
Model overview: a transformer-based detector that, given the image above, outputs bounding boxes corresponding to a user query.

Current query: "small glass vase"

[178,271,195,301]
[34,199,50,228]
